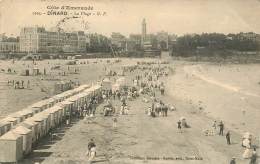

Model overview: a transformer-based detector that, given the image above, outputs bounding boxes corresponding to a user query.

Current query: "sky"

[0,0,260,37]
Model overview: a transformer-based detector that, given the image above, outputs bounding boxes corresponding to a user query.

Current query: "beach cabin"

[20,121,38,145]
[101,78,112,91]
[0,131,23,163]
[26,116,45,139]
[112,83,121,93]
[93,84,102,96]
[34,113,51,136]
[2,117,19,128]
[57,101,73,121]
[75,93,86,108]
[30,100,49,113]
[69,84,89,96]
[47,98,56,108]
[67,95,81,114]
[54,81,67,94]
[42,106,60,129]
[32,67,40,76]
[78,92,89,105]
[18,109,34,119]
[52,92,67,103]
[0,121,11,136]
[55,106,63,125]
[8,112,26,124]
[13,126,32,155]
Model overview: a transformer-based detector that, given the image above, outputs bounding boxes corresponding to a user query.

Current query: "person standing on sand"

[87,138,96,158]
[230,157,236,164]
[113,117,117,128]
[249,148,257,164]
[27,80,30,89]
[219,121,224,136]
[226,131,231,145]
[21,80,24,88]
[212,120,217,130]
[177,120,182,132]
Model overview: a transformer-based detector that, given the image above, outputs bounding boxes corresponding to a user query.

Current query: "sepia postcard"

[0,0,259,164]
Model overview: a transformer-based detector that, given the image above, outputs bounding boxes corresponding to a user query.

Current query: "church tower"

[141,18,147,47]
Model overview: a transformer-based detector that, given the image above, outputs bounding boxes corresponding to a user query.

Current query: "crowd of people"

[7,79,30,89]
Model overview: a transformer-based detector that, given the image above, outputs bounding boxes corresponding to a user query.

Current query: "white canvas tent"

[0,131,23,163]
[102,78,112,90]
[12,126,32,155]
[2,117,19,128]
[0,121,11,136]
[8,113,26,124]
[20,121,38,144]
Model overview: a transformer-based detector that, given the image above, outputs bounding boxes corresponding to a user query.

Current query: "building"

[0,42,20,53]
[0,34,20,53]
[129,34,141,45]
[141,18,147,47]
[157,31,169,50]
[111,32,125,48]
[19,26,87,53]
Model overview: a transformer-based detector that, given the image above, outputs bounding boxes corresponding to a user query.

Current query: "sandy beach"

[0,53,259,164]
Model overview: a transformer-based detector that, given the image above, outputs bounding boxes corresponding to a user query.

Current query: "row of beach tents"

[0,84,102,163]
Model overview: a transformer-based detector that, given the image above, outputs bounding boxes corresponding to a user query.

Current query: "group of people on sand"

[210,120,258,164]
[147,100,169,117]
[74,96,99,120]
[8,79,30,89]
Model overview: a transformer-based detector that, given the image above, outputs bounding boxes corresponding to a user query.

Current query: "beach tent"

[57,101,74,121]
[12,126,32,155]
[42,106,61,129]
[8,113,26,124]
[32,67,40,76]
[34,113,51,135]
[2,117,19,128]
[79,92,90,104]
[52,92,68,103]
[17,109,34,119]
[54,81,73,94]
[116,77,126,86]
[47,98,56,108]
[31,100,49,112]
[38,112,52,134]
[74,93,88,108]
[0,121,11,136]
[94,84,102,95]
[48,105,63,125]
[112,83,120,92]
[0,131,23,163]
[71,85,89,95]
[20,121,38,144]
[87,84,102,97]
[84,87,95,97]
[101,78,112,90]
[26,116,45,139]
[67,95,81,112]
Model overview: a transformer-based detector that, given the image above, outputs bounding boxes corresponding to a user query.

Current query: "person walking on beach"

[230,157,236,164]
[113,117,117,128]
[27,80,30,89]
[219,121,224,136]
[249,148,257,164]
[212,120,217,129]
[21,80,24,88]
[177,120,182,133]
[226,131,231,145]
[87,138,96,162]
